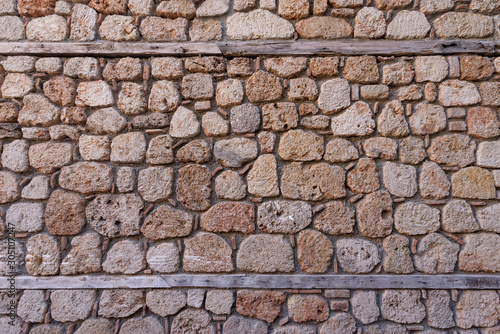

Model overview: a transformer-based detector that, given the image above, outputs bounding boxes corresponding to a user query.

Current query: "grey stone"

[324,138,359,162]
[98,289,144,318]
[103,240,145,274]
[25,234,60,275]
[222,315,267,334]
[202,112,230,137]
[442,200,479,233]
[170,106,200,138]
[351,291,380,324]
[383,162,418,198]
[426,290,454,329]
[0,16,25,41]
[434,12,494,38]
[0,239,23,275]
[381,290,425,324]
[99,15,139,41]
[1,139,29,172]
[21,175,50,200]
[35,58,63,75]
[336,238,380,274]
[146,290,186,316]
[414,56,449,82]
[1,57,35,73]
[120,317,163,334]
[63,57,100,80]
[378,100,410,137]
[205,290,234,315]
[477,203,500,232]
[146,242,180,273]
[386,10,430,39]
[257,200,311,234]
[230,103,261,134]
[116,167,135,193]
[146,135,174,165]
[50,290,95,322]
[237,234,295,273]
[118,82,147,115]
[414,233,459,274]
[383,234,413,274]
[459,232,500,273]
[456,290,500,329]
[319,313,356,334]
[394,202,440,235]
[171,309,216,334]
[318,78,351,114]
[111,132,147,163]
[227,9,294,40]
[17,290,47,323]
[6,203,44,233]
[137,167,174,202]
[477,141,500,167]
[214,138,258,168]
[60,232,102,275]
[70,4,98,41]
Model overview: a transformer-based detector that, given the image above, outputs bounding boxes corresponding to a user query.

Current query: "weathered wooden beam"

[1,275,499,290]
[0,40,496,57]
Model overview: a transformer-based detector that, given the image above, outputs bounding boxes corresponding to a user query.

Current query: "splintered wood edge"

[0,40,497,57]
[1,275,499,289]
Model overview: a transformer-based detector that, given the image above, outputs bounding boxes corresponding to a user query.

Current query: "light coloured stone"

[409,102,446,135]
[87,108,127,135]
[60,232,102,275]
[103,240,145,274]
[214,138,258,167]
[363,137,397,160]
[146,242,180,273]
[354,7,385,38]
[414,56,449,82]
[18,93,60,127]
[182,73,214,100]
[171,309,215,334]
[415,233,459,274]
[336,238,380,274]
[278,130,325,161]
[331,101,375,136]
[63,57,100,80]
[262,102,298,132]
[183,232,234,272]
[75,81,114,107]
[120,317,163,334]
[296,16,353,39]
[1,139,29,172]
[110,132,146,163]
[128,0,154,15]
[0,239,23,275]
[237,234,294,272]
[438,80,481,106]
[459,232,500,272]
[202,112,230,136]
[21,176,50,200]
[319,313,356,334]
[258,200,311,234]
[137,167,174,202]
[151,57,183,79]
[477,141,500,167]
[149,80,180,113]
[288,78,318,101]
[50,290,95,323]
[394,202,440,235]
[230,103,261,133]
[59,162,113,194]
[315,201,355,236]
[383,234,413,274]
[456,291,500,329]
[381,290,426,324]
[100,15,139,41]
[86,194,143,237]
[222,315,267,334]
[287,294,329,323]
[215,170,246,200]
[6,203,44,233]
[118,82,147,115]
[26,15,68,41]
[428,134,476,167]
[324,138,358,162]
[426,290,455,329]
[196,0,229,16]
[452,166,496,199]
[189,18,222,41]
[245,70,282,102]
[205,290,234,315]
[264,57,308,78]
[0,16,24,41]
[382,162,418,197]
[146,135,174,165]
[480,82,500,106]
[386,11,430,39]
[187,290,205,308]
[352,291,380,324]
[420,0,454,14]
[139,17,188,41]
[70,4,98,41]
[17,290,47,323]
[99,290,144,318]
[79,135,110,161]
[442,200,479,233]
[25,234,60,275]
[382,62,414,86]
[467,107,500,139]
[281,162,346,200]
[477,204,500,233]
[419,161,450,199]
[378,100,410,137]
[146,290,186,316]
[1,73,33,98]
[434,12,494,38]
[318,78,350,114]
[227,9,294,40]
[0,0,16,14]
[247,154,279,197]
[1,56,35,73]
[216,79,244,108]
[29,142,73,174]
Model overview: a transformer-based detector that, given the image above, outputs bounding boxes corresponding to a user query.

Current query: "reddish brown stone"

[102,58,142,81]
[236,290,286,323]
[309,57,339,77]
[45,190,86,236]
[347,158,380,194]
[356,190,393,238]
[141,205,193,240]
[185,56,226,74]
[467,107,500,139]
[183,232,234,273]
[89,0,127,14]
[460,56,494,81]
[176,165,211,211]
[314,201,355,236]
[297,229,333,273]
[343,56,379,84]
[287,295,329,323]
[61,107,87,124]
[17,0,56,17]
[0,103,18,123]
[363,137,398,160]
[201,202,255,234]
[43,76,77,107]
[246,70,282,103]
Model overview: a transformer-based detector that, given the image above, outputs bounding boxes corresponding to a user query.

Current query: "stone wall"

[1,53,500,332]
[0,0,499,42]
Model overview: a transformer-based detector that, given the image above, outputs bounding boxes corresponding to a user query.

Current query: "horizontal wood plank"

[1,275,499,290]
[0,40,497,57]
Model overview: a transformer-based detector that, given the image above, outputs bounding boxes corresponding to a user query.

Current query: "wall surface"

[1,0,500,333]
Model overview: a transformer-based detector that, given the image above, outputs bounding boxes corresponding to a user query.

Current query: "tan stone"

[226,9,294,40]
[61,107,86,124]
[398,84,423,101]
[0,103,18,123]
[17,290,47,323]
[59,162,113,194]
[45,190,86,236]
[318,78,350,114]
[456,291,500,329]
[434,12,494,38]
[320,313,356,334]
[247,154,279,198]
[120,317,163,334]
[137,167,174,202]
[451,167,496,199]
[420,0,454,14]
[409,102,447,135]
[183,232,234,273]
[374,0,411,8]
[288,78,318,101]
[26,15,68,41]
[331,101,375,137]
[354,7,385,38]
[296,16,353,39]
[264,57,308,78]
[111,132,147,163]
[383,234,413,274]
[386,11,430,39]
[0,171,20,204]
[261,103,298,133]
[5,203,43,234]
[278,0,308,19]
[336,238,380,274]
[281,162,346,201]
[29,141,72,174]
[310,57,339,77]
[70,4,97,41]
[87,107,127,134]
[201,202,254,234]
[381,290,425,324]
[0,16,25,41]
[427,134,476,167]
[60,232,102,275]
[426,290,455,329]
[214,138,258,167]
[75,81,114,107]
[480,82,500,106]
[50,290,95,322]
[288,295,329,323]
[43,76,76,107]
[414,56,449,82]
[236,290,285,323]
[227,57,253,77]
[176,165,211,211]
[146,242,180,273]
[139,17,188,41]
[98,290,144,318]
[344,56,379,84]
[149,80,180,113]
[176,139,211,164]
[442,200,479,233]
[383,162,417,197]
[297,229,333,274]
[361,84,389,100]
[382,62,414,86]
[278,129,324,161]
[460,56,494,81]
[414,233,459,274]
[146,290,187,317]
[419,161,450,199]
[19,93,60,127]
[103,240,145,274]
[17,0,55,16]
[246,70,282,103]
[314,201,355,236]
[357,190,393,238]
[215,170,246,200]
[79,135,110,161]
[189,19,222,41]
[216,79,244,108]
[196,0,229,16]
[141,205,193,240]
[157,0,195,19]
[181,73,213,100]
[151,57,183,80]
[171,309,215,334]
[467,107,500,139]
[378,100,410,137]
[324,138,358,163]
[363,137,397,160]
[26,234,60,275]
[74,319,114,334]
[237,234,294,273]
[257,200,311,234]
[459,233,500,272]
[395,202,440,235]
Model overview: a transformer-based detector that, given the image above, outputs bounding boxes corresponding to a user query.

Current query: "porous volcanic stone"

[181,73,213,100]
[246,70,282,102]
[357,190,393,238]
[414,233,459,274]
[183,232,234,272]
[297,229,333,273]
[434,12,494,38]
[237,234,294,273]
[278,129,324,161]
[427,134,476,167]
[347,158,380,194]
[171,309,215,334]
[383,234,413,274]
[381,290,425,324]
[262,102,298,132]
[142,205,193,240]
[236,290,285,323]
[257,200,311,234]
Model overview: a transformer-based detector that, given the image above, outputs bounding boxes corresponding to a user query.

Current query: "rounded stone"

[102,240,145,274]
[201,202,255,234]
[45,190,86,236]
[287,295,329,323]
[414,233,459,274]
[235,290,285,323]
[336,238,380,274]
[50,290,96,322]
[141,205,193,240]
[25,234,60,276]
[257,200,311,234]
[59,162,113,194]
[146,290,186,317]
[215,170,246,200]
[183,232,234,273]
[171,309,215,334]
[237,234,294,273]
[394,202,440,235]
[146,242,180,273]
[297,229,333,273]
[278,129,324,161]
[314,201,355,236]
[381,290,426,324]
[357,190,393,238]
